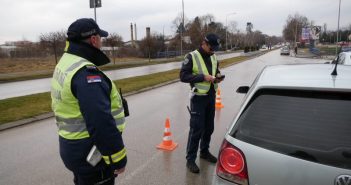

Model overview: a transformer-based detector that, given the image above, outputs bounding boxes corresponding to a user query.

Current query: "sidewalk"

[294,48,336,60]
[295,49,318,58]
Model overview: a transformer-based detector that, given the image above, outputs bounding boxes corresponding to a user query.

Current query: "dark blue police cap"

[204,33,220,51]
[67,18,108,41]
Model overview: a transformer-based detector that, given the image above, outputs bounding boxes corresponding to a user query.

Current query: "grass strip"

[0,92,52,124]
[0,55,248,124]
[219,56,247,68]
[0,57,183,83]
[115,69,180,94]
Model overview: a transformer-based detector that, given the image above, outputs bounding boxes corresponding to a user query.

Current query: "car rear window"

[231,89,351,170]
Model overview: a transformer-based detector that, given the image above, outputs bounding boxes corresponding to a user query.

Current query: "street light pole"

[226,12,236,51]
[294,21,298,47]
[94,6,97,22]
[90,0,101,23]
[336,0,341,56]
[180,0,184,56]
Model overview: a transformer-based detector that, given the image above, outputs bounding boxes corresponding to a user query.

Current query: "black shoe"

[200,152,217,163]
[186,161,200,173]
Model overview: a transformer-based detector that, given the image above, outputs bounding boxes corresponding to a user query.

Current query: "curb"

[0,112,54,131]
[123,79,180,97]
[295,54,319,58]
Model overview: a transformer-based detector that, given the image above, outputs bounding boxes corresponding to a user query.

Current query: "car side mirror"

[236,86,250,94]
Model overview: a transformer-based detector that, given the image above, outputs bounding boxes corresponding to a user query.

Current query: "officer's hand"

[214,73,225,83]
[204,75,215,83]
[214,78,223,83]
[114,167,125,175]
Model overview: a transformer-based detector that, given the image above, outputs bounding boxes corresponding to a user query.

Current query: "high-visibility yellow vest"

[189,50,218,95]
[51,53,126,140]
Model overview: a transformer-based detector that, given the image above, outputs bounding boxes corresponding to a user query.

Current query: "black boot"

[186,161,200,173]
[200,152,217,163]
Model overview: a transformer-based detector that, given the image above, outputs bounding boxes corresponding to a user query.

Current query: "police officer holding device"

[180,33,224,173]
[51,18,127,185]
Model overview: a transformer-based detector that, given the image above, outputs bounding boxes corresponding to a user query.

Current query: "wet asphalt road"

[0,52,241,100]
[0,50,328,185]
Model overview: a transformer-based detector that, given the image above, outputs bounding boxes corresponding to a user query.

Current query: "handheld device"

[86,145,102,166]
[216,75,225,80]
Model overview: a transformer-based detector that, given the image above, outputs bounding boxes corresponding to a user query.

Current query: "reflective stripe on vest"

[102,148,127,165]
[190,50,218,95]
[56,108,125,133]
[53,59,87,87]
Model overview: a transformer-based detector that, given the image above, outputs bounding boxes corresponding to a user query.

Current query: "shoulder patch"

[183,58,189,65]
[86,75,102,83]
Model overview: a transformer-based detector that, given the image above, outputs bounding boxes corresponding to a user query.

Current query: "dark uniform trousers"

[186,93,216,162]
[73,167,116,185]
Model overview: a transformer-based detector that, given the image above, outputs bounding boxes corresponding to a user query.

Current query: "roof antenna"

[331,55,339,76]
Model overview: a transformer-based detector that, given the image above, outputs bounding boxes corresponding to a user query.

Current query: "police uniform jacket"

[179,47,221,97]
[56,41,127,174]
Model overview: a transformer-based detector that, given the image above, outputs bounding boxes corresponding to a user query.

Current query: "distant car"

[332,51,351,65]
[280,46,290,55]
[214,64,351,185]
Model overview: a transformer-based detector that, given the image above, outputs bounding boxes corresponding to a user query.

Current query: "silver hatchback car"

[280,46,290,55]
[215,64,351,185]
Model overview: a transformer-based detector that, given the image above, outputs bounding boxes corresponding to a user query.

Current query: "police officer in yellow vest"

[180,33,224,173]
[51,18,127,185]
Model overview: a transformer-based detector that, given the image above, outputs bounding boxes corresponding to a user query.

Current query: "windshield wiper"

[289,150,318,162]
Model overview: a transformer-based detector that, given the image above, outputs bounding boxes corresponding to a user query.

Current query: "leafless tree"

[199,14,215,32]
[227,21,238,49]
[228,21,238,33]
[39,30,66,64]
[283,13,310,42]
[15,42,44,58]
[186,16,204,49]
[0,48,7,58]
[139,33,165,59]
[183,15,226,50]
[103,33,123,64]
[172,12,189,34]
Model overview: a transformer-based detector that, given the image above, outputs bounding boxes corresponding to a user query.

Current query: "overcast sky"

[0,0,350,44]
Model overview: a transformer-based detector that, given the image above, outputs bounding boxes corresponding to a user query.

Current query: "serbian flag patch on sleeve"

[87,75,102,83]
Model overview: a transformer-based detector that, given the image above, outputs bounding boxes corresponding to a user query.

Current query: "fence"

[156,50,191,58]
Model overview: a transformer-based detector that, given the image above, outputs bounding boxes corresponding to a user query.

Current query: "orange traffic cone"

[215,88,224,109]
[156,118,178,151]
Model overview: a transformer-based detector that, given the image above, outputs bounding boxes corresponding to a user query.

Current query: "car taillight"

[216,140,249,185]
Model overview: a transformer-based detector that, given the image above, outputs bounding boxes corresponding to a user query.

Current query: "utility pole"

[180,0,184,56]
[336,0,341,56]
[94,5,96,22]
[294,21,298,47]
[90,0,102,23]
